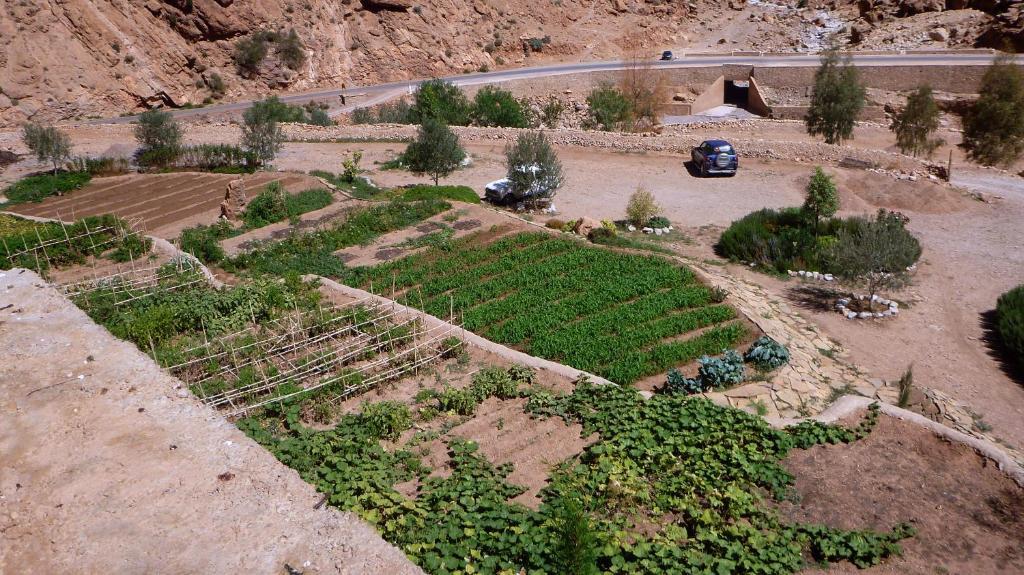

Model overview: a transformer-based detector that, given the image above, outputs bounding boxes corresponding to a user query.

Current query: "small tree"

[404,119,466,185]
[551,498,599,575]
[241,99,285,167]
[471,86,527,128]
[619,33,668,132]
[505,131,564,201]
[410,79,471,126]
[21,123,71,175]
[626,186,661,227]
[134,109,182,167]
[962,53,1024,166]
[802,167,839,233]
[833,210,921,304]
[585,83,631,131]
[805,49,866,145]
[890,85,943,158]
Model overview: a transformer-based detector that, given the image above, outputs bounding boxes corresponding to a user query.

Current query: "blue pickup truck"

[691,139,738,177]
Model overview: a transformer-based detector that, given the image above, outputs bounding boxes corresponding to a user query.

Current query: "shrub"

[2,172,91,204]
[696,349,745,390]
[716,207,827,273]
[109,234,153,263]
[626,186,661,228]
[542,97,564,128]
[471,86,527,128]
[173,144,257,172]
[404,119,466,185]
[207,72,226,98]
[552,498,599,575]
[399,184,479,204]
[507,364,536,386]
[67,156,131,176]
[277,29,305,70]
[410,79,471,126]
[647,216,670,229]
[587,227,614,242]
[664,368,703,395]
[470,367,517,401]
[234,36,268,77]
[360,401,412,440]
[745,336,790,370]
[832,209,921,301]
[350,99,414,124]
[436,386,477,415]
[243,184,332,228]
[545,218,566,230]
[803,167,839,231]
[22,123,72,175]
[585,83,631,131]
[996,284,1024,365]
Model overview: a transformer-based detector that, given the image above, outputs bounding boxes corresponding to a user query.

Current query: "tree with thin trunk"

[241,98,285,167]
[962,52,1024,166]
[505,130,563,201]
[22,123,71,176]
[891,85,943,158]
[618,32,668,132]
[833,209,921,304]
[805,49,866,145]
[802,166,839,234]
[404,118,465,185]
[135,109,182,167]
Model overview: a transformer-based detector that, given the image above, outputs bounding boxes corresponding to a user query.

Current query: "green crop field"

[348,232,747,383]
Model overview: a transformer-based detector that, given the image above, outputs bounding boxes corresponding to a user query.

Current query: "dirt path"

[0,270,420,575]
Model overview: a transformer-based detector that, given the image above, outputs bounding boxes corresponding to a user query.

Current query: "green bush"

[2,171,91,204]
[350,100,414,124]
[410,79,471,126]
[234,36,268,77]
[471,86,527,128]
[67,156,131,176]
[585,83,631,131]
[399,185,479,204]
[997,284,1024,364]
[242,182,288,228]
[173,144,257,173]
[716,207,837,273]
[2,214,143,271]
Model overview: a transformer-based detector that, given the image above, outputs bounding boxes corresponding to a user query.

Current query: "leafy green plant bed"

[1,171,92,205]
[346,232,746,383]
[310,169,389,200]
[226,198,451,277]
[240,376,911,575]
[241,184,334,229]
[178,221,241,264]
[398,185,480,204]
[1,214,151,272]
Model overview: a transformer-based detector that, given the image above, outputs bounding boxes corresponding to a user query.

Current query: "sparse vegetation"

[21,123,72,175]
[351,99,415,124]
[178,221,238,264]
[891,85,943,158]
[234,35,268,77]
[625,186,662,228]
[276,28,306,70]
[896,366,914,408]
[2,172,91,205]
[805,49,866,145]
[135,109,182,167]
[241,182,333,228]
[832,210,921,303]
[241,98,286,166]
[585,83,631,131]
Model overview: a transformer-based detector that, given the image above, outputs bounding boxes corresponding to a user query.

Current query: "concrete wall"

[768,105,887,121]
[753,64,990,92]
[747,76,772,117]
[690,75,725,114]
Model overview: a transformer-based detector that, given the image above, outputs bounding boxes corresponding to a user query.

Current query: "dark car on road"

[660,50,674,61]
[691,139,738,176]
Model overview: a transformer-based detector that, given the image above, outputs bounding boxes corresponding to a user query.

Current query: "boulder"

[929,27,949,41]
[574,216,600,237]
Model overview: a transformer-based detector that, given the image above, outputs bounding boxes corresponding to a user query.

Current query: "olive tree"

[802,167,839,233]
[962,53,1024,166]
[833,210,921,303]
[21,123,71,175]
[805,49,866,145]
[505,131,564,201]
[134,109,182,167]
[890,85,943,158]
[404,119,466,185]
[241,98,285,166]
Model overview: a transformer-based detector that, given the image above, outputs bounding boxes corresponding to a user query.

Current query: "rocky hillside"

[846,0,1023,51]
[0,0,711,126]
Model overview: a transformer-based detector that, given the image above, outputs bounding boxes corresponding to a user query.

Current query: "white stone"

[627,225,636,232]
[642,227,653,234]
[874,312,885,318]
[837,298,849,306]
[788,270,797,277]
[889,301,899,309]
[654,228,663,236]
[798,270,807,277]
[890,307,899,314]
[882,310,892,317]
[846,311,858,319]
[858,312,873,319]
[668,226,674,231]
[823,274,834,281]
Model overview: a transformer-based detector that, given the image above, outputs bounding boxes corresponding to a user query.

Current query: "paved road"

[94,51,1008,125]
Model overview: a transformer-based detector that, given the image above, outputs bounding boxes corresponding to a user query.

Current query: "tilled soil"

[0,270,420,575]
[781,415,1024,574]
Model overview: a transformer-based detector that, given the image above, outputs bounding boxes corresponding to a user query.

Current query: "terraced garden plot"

[10,171,321,235]
[348,231,750,384]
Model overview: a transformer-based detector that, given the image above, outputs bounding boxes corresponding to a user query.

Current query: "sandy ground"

[0,270,420,575]
[782,415,1024,575]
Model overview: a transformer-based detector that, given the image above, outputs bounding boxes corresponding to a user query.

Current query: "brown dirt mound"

[781,415,1024,574]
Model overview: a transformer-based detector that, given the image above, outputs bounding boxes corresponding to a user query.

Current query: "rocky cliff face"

[847,0,1023,50]
[0,0,700,125]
